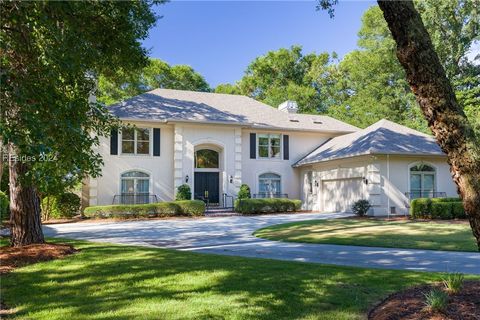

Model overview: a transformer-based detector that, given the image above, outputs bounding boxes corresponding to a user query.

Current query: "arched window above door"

[195,149,219,168]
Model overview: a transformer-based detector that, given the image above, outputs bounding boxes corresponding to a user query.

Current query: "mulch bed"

[369,281,480,320]
[0,242,77,274]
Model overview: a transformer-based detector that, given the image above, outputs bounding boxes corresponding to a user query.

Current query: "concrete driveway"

[43,212,480,274]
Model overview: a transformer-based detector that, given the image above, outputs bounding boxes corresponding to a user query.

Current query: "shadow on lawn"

[1,242,439,320]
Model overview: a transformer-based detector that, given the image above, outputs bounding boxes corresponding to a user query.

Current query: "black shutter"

[283,135,289,160]
[250,133,256,159]
[153,128,161,156]
[110,129,118,155]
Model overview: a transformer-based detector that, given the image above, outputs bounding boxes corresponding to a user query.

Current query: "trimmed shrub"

[237,184,251,200]
[175,200,205,216]
[351,200,371,217]
[410,197,465,220]
[0,191,9,223]
[176,184,192,200]
[57,193,81,218]
[431,202,453,220]
[83,200,205,219]
[410,198,432,219]
[234,198,301,215]
[42,192,81,220]
[451,202,466,219]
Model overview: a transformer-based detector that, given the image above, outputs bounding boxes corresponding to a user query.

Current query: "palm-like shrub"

[351,200,371,217]
[442,272,464,294]
[424,289,448,312]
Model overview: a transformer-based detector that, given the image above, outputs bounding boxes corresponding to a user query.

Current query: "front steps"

[205,206,239,217]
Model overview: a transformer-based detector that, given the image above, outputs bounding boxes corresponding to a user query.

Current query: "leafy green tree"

[318,0,480,249]
[1,1,161,246]
[98,58,210,105]
[215,46,335,114]
[214,83,242,95]
[327,3,479,133]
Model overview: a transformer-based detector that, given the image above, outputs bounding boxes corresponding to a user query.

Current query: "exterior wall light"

[185,175,189,183]
[229,175,233,184]
[362,177,368,185]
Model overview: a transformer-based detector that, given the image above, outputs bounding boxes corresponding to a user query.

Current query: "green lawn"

[254,219,478,252]
[1,239,470,320]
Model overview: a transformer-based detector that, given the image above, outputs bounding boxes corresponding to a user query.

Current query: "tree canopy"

[216,1,479,135]
[215,46,337,114]
[98,58,210,105]
[1,0,162,245]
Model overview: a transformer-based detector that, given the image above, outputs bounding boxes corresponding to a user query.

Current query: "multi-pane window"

[120,171,150,204]
[258,134,281,158]
[259,173,281,197]
[121,128,150,155]
[410,164,436,198]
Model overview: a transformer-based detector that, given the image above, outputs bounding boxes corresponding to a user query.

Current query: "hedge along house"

[82,89,458,215]
[294,119,458,215]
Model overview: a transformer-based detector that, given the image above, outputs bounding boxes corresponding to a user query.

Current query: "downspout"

[387,154,390,218]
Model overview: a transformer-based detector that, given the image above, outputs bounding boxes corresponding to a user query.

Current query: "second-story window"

[258,134,281,158]
[121,128,150,155]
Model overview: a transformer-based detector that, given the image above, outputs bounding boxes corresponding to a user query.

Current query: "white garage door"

[322,178,364,212]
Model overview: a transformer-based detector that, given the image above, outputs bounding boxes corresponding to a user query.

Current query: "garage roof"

[294,119,445,167]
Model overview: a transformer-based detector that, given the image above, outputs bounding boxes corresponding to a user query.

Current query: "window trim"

[257,133,282,159]
[120,127,151,156]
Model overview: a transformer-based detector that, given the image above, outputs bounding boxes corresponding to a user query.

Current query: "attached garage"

[322,178,363,212]
[294,119,458,216]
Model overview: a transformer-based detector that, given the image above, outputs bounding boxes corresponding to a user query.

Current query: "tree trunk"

[9,144,44,247]
[378,0,480,250]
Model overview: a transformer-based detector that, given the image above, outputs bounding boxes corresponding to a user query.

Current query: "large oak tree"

[319,0,480,249]
[1,1,163,246]
[377,0,480,249]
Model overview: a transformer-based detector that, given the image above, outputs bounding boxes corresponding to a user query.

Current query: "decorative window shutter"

[153,128,161,156]
[110,129,118,155]
[283,135,289,160]
[250,133,256,159]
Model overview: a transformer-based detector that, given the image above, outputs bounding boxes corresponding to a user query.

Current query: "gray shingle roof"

[294,119,445,166]
[108,89,359,133]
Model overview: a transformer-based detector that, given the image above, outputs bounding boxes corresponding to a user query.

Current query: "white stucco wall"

[86,120,340,207]
[175,123,241,203]
[300,154,458,216]
[242,130,331,199]
[90,121,175,206]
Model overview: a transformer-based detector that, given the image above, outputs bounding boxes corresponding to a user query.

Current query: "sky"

[142,0,376,87]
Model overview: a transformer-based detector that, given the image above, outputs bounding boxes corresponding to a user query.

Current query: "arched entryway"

[193,144,223,205]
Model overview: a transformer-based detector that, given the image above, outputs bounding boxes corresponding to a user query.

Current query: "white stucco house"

[82,88,458,215]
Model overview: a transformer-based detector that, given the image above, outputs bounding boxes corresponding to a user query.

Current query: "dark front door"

[194,172,220,204]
